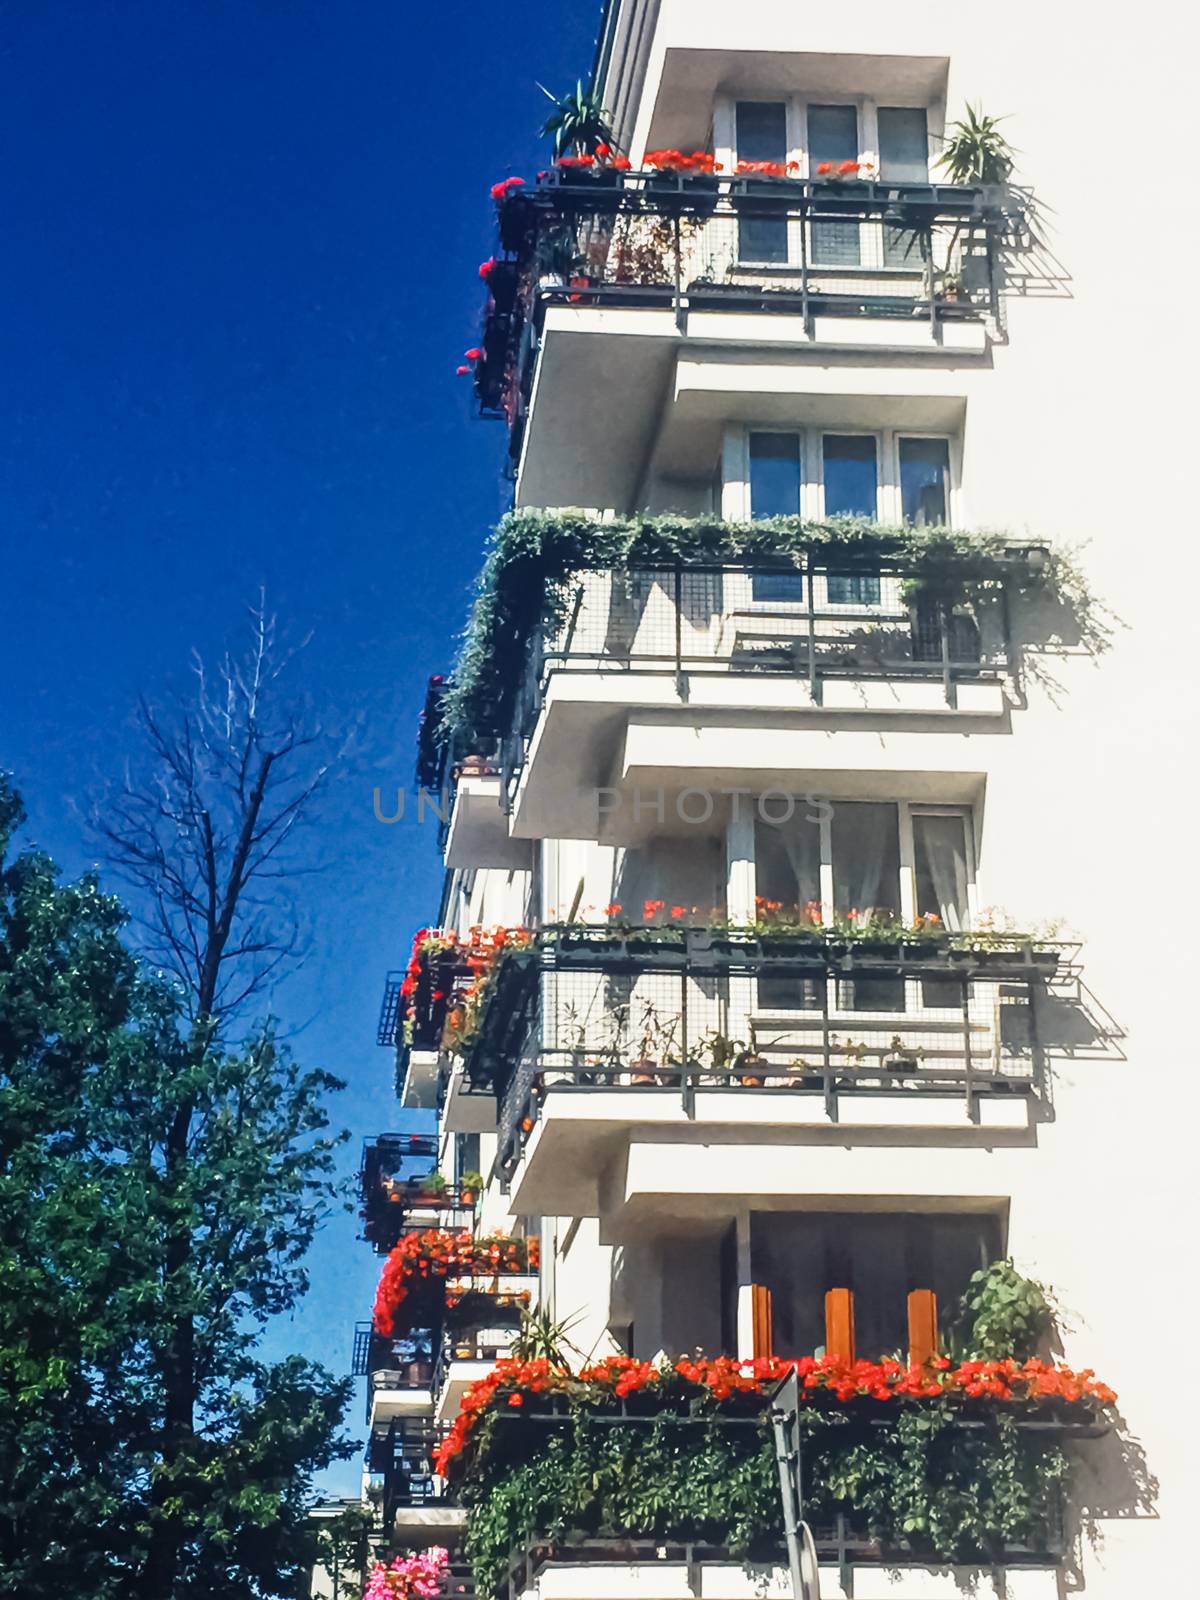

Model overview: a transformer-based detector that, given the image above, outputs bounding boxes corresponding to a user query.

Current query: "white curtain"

[832,802,901,918]
[913,814,969,932]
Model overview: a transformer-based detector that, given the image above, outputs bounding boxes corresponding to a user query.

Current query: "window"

[752,800,974,1015]
[899,437,951,526]
[877,108,929,182]
[752,571,805,603]
[755,808,823,1011]
[822,435,881,604]
[736,101,789,263]
[749,432,801,517]
[912,811,971,932]
[808,104,860,265]
[831,801,902,920]
[751,1210,1002,1358]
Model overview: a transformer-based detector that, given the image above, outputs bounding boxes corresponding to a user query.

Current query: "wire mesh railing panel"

[555,196,989,317]
[544,567,1010,678]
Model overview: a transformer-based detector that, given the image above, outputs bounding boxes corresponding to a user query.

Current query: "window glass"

[750,1211,1002,1358]
[823,437,880,603]
[877,107,929,182]
[755,809,822,911]
[756,809,822,1010]
[899,438,951,526]
[736,101,787,164]
[823,435,877,517]
[737,101,790,263]
[749,432,801,517]
[913,813,970,932]
[751,571,805,603]
[808,105,861,266]
[808,104,858,166]
[831,801,901,919]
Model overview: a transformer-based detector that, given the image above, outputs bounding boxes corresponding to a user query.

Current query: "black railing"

[477,170,1024,457]
[495,557,1028,809]
[467,927,1078,1176]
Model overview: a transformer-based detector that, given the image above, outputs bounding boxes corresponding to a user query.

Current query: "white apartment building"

[355,5,1197,1598]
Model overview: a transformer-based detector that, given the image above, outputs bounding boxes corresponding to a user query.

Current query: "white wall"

[459,4,1200,1591]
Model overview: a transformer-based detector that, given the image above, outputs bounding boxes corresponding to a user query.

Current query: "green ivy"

[949,1260,1055,1361]
[462,1405,1068,1597]
[439,510,1112,750]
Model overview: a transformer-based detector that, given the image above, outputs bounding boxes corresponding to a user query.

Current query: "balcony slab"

[445,775,531,870]
[368,1384,434,1429]
[523,1560,1057,1600]
[507,1088,1032,1225]
[401,1048,440,1111]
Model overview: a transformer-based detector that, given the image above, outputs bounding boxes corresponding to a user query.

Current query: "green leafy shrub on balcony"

[438,510,1112,751]
[465,1405,1068,1595]
[443,1351,1115,1596]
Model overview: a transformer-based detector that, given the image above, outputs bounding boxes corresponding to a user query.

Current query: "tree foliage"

[0,774,355,1598]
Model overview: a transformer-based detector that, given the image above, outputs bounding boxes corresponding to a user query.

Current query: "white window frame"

[732,796,979,931]
[725,424,960,530]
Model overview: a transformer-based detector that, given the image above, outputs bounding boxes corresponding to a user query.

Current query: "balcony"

[359,1134,478,1253]
[454,924,1076,1220]
[493,557,1027,836]
[476,170,1017,494]
[440,1357,1111,1600]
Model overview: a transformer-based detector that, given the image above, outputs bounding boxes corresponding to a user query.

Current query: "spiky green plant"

[509,1305,586,1365]
[538,80,615,157]
[937,105,1015,185]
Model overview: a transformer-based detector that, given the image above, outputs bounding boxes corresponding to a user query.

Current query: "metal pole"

[769,1371,820,1600]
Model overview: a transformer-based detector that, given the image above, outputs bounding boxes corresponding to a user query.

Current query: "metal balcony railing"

[466,926,1077,1176]
[477,170,1025,456]
[495,557,1025,809]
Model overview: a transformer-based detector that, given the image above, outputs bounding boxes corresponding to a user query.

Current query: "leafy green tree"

[0,773,355,1597]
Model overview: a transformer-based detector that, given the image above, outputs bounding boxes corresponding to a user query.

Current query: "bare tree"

[94,593,337,1036]
[90,593,345,1599]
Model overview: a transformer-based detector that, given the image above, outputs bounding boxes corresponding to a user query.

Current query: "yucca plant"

[937,105,1015,185]
[538,79,616,157]
[510,1304,586,1365]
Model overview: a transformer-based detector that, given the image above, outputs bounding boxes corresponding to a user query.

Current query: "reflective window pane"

[877,107,929,182]
[737,101,789,263]
[808,104,860,266]
[749,432,801,517]
[823,435,877,517]
[899,437,951,526]
[752,571,805,602]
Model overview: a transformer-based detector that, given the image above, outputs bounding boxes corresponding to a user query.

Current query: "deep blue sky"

[0,0,601,1495]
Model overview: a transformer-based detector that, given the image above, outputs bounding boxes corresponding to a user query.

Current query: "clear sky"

[0,0,601,1495]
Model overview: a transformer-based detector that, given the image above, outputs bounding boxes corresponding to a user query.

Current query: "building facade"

[354,4,1195,1597]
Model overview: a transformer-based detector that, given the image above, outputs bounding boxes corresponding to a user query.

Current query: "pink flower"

[455,365,469,375]
[465,347,483,359]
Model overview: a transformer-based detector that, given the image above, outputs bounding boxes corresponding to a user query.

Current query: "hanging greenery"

[437,510,1113,751]
[445,1352,1114,1597]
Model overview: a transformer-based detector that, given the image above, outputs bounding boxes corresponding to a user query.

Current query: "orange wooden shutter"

[907,1289,939,1367]
[751,1283,774,1358]
[824,1287,855,1362]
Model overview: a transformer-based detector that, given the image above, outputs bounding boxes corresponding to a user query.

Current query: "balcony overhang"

[368,1383,434,1429]
[507,1088,1030,1226]
[400,1047,440,1110]
[509,680,997,841]
[444,774,531,870]
[518,310,979,513]
[643,47,950,157]
[434,1358,494,1425]
[442,1059,498,1134]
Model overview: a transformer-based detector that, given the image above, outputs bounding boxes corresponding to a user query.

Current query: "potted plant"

[935,105,1015,187]
[655,1013,683,1088]
[459,1170,484,1207]
[629,1001,661,1085]
[882,1035,924,1074]
[420,1169,448,1201]
[735,1022,768,1088]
